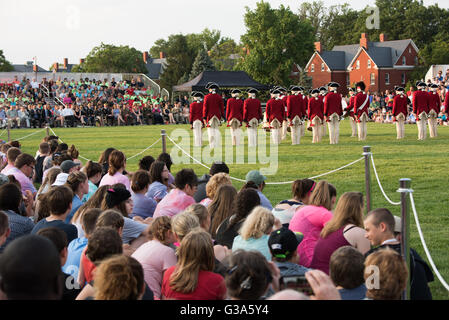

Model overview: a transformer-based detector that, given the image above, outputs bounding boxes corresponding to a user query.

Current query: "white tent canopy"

[425,65,449,83]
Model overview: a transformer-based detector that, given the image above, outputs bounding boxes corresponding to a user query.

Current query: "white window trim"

[311,64,315,72]
[402,56,406,65]
[370,73,375,85]
[356,60,360,70]
[368,60,371,69]
[385,73,390,85]
[321,63,325,72]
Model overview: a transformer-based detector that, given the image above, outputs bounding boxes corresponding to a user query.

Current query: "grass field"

[6,121,449,300]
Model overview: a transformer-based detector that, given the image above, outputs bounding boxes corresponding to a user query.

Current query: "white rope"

[126,138,162,160]
[14,129,46,141]
[0,129,6,137]
[166,135,364,184]
[371,154,401,205]
[409,193,449,291]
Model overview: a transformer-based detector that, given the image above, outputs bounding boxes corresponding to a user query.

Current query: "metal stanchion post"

[46,125,50,137]
[7,122,10,142]
[161,129,167,154]
[363,146,372,213]
[398,178,412,300]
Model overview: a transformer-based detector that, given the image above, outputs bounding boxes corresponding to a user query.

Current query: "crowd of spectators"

[0,132,435,300]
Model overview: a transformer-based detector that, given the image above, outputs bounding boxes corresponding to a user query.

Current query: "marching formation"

[190,81,449,148]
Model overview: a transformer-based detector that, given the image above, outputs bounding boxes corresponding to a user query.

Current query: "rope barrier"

[371,154,401,205]
[166,135,364,185]
[14,129,46,141]
[409,193,449,291]
[0,129,6,137]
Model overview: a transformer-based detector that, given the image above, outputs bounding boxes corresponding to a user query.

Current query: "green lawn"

[7,121,449,300]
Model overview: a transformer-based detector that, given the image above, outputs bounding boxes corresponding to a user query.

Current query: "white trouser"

[290,116,303,145]
[192,120,203,147]
[247,118,259,147]
[428,110,438,138]
[357,113,368,141]
[311,116,322,143]
[229,119,242,146]
[270,119,282,145]
[207,116,221,148]
[300,123,305,137]
[281,120,288,140]
[417,112,427,140]
[395,113,405,139]
[349,117,357,137]
[327,113,340,144]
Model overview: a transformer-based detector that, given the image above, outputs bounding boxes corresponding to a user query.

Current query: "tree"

[79,43,147,73]
[209,38,243,71]
[189,48,216,80]
[0,50,13,72]
[149,39,169,58]
[237,2,315,87]
[186,28,221,52]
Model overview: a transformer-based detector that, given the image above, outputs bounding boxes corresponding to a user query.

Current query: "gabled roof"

[12,64,48,72]
[320,51,347,70]
[145,57,167,80]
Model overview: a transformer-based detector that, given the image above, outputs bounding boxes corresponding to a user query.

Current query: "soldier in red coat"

[345,87,357,137]
[266,88,285,145]
[190,91,204,147]
[392,86,409,139]
[445,88,449,116]
[354,82,370,141]
[308,88,324,143]
[226,89,244,146]
[278,87,289,141]
[412,81,430,140]
[427,83,441,138]
[298,86,308,137]
[287,85,306,145]
[324,82,343,144]
[319,86,328,137]
[243,88,262,147]
[203,82,224,148]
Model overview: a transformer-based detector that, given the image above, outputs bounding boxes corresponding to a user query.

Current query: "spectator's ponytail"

[309,180,336,211]
[291,179,315,201]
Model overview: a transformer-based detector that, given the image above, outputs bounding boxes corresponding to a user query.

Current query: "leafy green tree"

[237,2,315,87]
[0,50,14,72]
[79,43,147,73]
[189,48,216,80]
[209,38,243,71]
[186,28,221,52]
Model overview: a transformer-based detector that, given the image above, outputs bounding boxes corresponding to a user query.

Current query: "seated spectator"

[273,179,315,227]
[194,161,229,203]
[98,147,116,177]
[153,169,197,218]
[200,172,232,207]
[215,188,260,249]
[67,144,82,166]
[0,183,35,253]
[146,161,170,202]
[101,186,148,246]
[208,184,237,239]
[138,155,155,172]
[289,180,336,268]
[268,227,309,277]
[0,210,10,247]
[32,185,78,243]
[364,208,433,300]
[64,171,89,223]
[232,206,276,261]
[131,216,177,299]
[36,227,82,300]
[156,152,175,186]
[310,192,370,274]
[52,159,80,186]
[131,170,157,219]
[0,235,63,300]
[244,170,272,210]
[364,248,408,300]
[81,160,103,202]
[99,150,130,191]
[224,250,280,300]
[34,142,50,184]
[94,255,146,300]
[63,208,102,279]
[8,153,37,197]
[329,246,367,300]
[161,228,226,300]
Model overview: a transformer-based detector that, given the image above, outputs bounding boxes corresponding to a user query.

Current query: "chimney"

[143,51,149,63]
[53,62,59,72]
[379,33,386,42]
[159,52,166,59]
[360,33,368,49]
[33,65,38,72]
[315,42,323,53]
[80,58,85,64]
[63,58,68,69]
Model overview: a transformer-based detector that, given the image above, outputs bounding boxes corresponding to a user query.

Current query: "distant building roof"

[12,64,48,72]
[145,57,167,80]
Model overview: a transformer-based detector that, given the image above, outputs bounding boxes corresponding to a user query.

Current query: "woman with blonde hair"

[199,172,232,207]
[183,203,211,231]
[171,212,200,245]
[310,192,371,274]
[208,184,237,238]
[231,206,277,261]
[288,180,337,267]
[161,228,226,300]
[99,150,130,191]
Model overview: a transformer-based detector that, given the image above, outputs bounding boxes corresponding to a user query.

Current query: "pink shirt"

[7,167,37,195]
[131,240,177,299]
[288,205,333,268]
[199,198,212,207]
[153,189,195,218]
[99,171,130,191]
[1,164,14,175]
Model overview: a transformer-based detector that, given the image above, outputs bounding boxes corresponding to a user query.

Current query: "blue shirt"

[232,234,272,261]
[131,192,157,219]
[32,218,78,243]
[65,195,83,223]
[82,180,97,202]
[62,237,88,278]
[257,190,273,210]
[122,217,147,244]
[146,181,168,201]
[0,210,35,253]
[339,284,367,300]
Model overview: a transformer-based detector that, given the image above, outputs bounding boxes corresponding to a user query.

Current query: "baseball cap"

[268,227,304,259]
[105,187,131,208]
[60,160,79,173]
[52,173,69,186]
[245,170,267,187]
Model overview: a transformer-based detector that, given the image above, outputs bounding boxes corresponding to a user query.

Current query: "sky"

[1,0,447,70]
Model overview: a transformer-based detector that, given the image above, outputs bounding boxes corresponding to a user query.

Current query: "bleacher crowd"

[0,133,435,300]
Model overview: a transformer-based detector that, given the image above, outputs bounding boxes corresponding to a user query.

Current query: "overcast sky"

[1,0,447,69]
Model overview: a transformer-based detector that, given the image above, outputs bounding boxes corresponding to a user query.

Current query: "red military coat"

[266,98,285,124]
[308,97,324,121]
[226,98,244,126]
[392,94,408,120]
[445,91,449,114]
[189,101,203,124]
[412,90,429,118]
[347,95,355,117]
[287,94,306,120]
[354,92,369,120]
[428,92,441,114]
[203,93,224,123]
[243,98,262,124]
[324,91,343,119]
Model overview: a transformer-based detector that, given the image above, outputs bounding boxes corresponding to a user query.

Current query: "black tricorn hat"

[247,88,259,94]
[205,82,219,90]
[356,82,366,91]
[191,91,204,98]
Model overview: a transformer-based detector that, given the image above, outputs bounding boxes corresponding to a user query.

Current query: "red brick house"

[305,33,419,95]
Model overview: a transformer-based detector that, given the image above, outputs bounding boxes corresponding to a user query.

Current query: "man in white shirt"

[60,105,75,127]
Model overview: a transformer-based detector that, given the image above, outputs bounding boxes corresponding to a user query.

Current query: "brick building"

[305,33,419,95]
